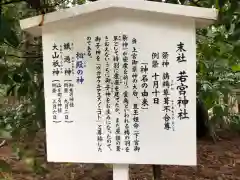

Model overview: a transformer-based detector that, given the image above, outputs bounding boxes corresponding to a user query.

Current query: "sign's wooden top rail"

[20,0,218,36]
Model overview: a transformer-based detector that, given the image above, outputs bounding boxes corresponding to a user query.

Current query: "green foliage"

[229,114,240,131]
[0,15,20,48]
[0,160,11,173]
[0,1,46,175]
[196,2,240,133]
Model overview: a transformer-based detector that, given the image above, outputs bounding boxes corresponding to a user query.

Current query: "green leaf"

[0,49,6,57]
[1,73,11,85]
[202,81,213,91]
[6,29,20,48]
[78,0,86,5]
[0,159,11,173]
[229,29,240,40]
[11,128,21,138]
[12,143,23,160]
[22,71,31,82]
[17,85,28,97]
[232,64,240,72]
[213,104,225,116]
[13,73,22,83]
[0,15,20,48]
[0,129,12,139]
[6,84,16,96]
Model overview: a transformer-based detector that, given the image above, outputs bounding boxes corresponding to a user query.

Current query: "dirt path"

[1,132,240,180]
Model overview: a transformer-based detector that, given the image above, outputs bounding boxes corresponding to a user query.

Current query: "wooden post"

[153,165,162,180]
[113,164,129,180]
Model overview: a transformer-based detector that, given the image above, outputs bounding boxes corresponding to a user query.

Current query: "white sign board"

[42,14,196,166]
